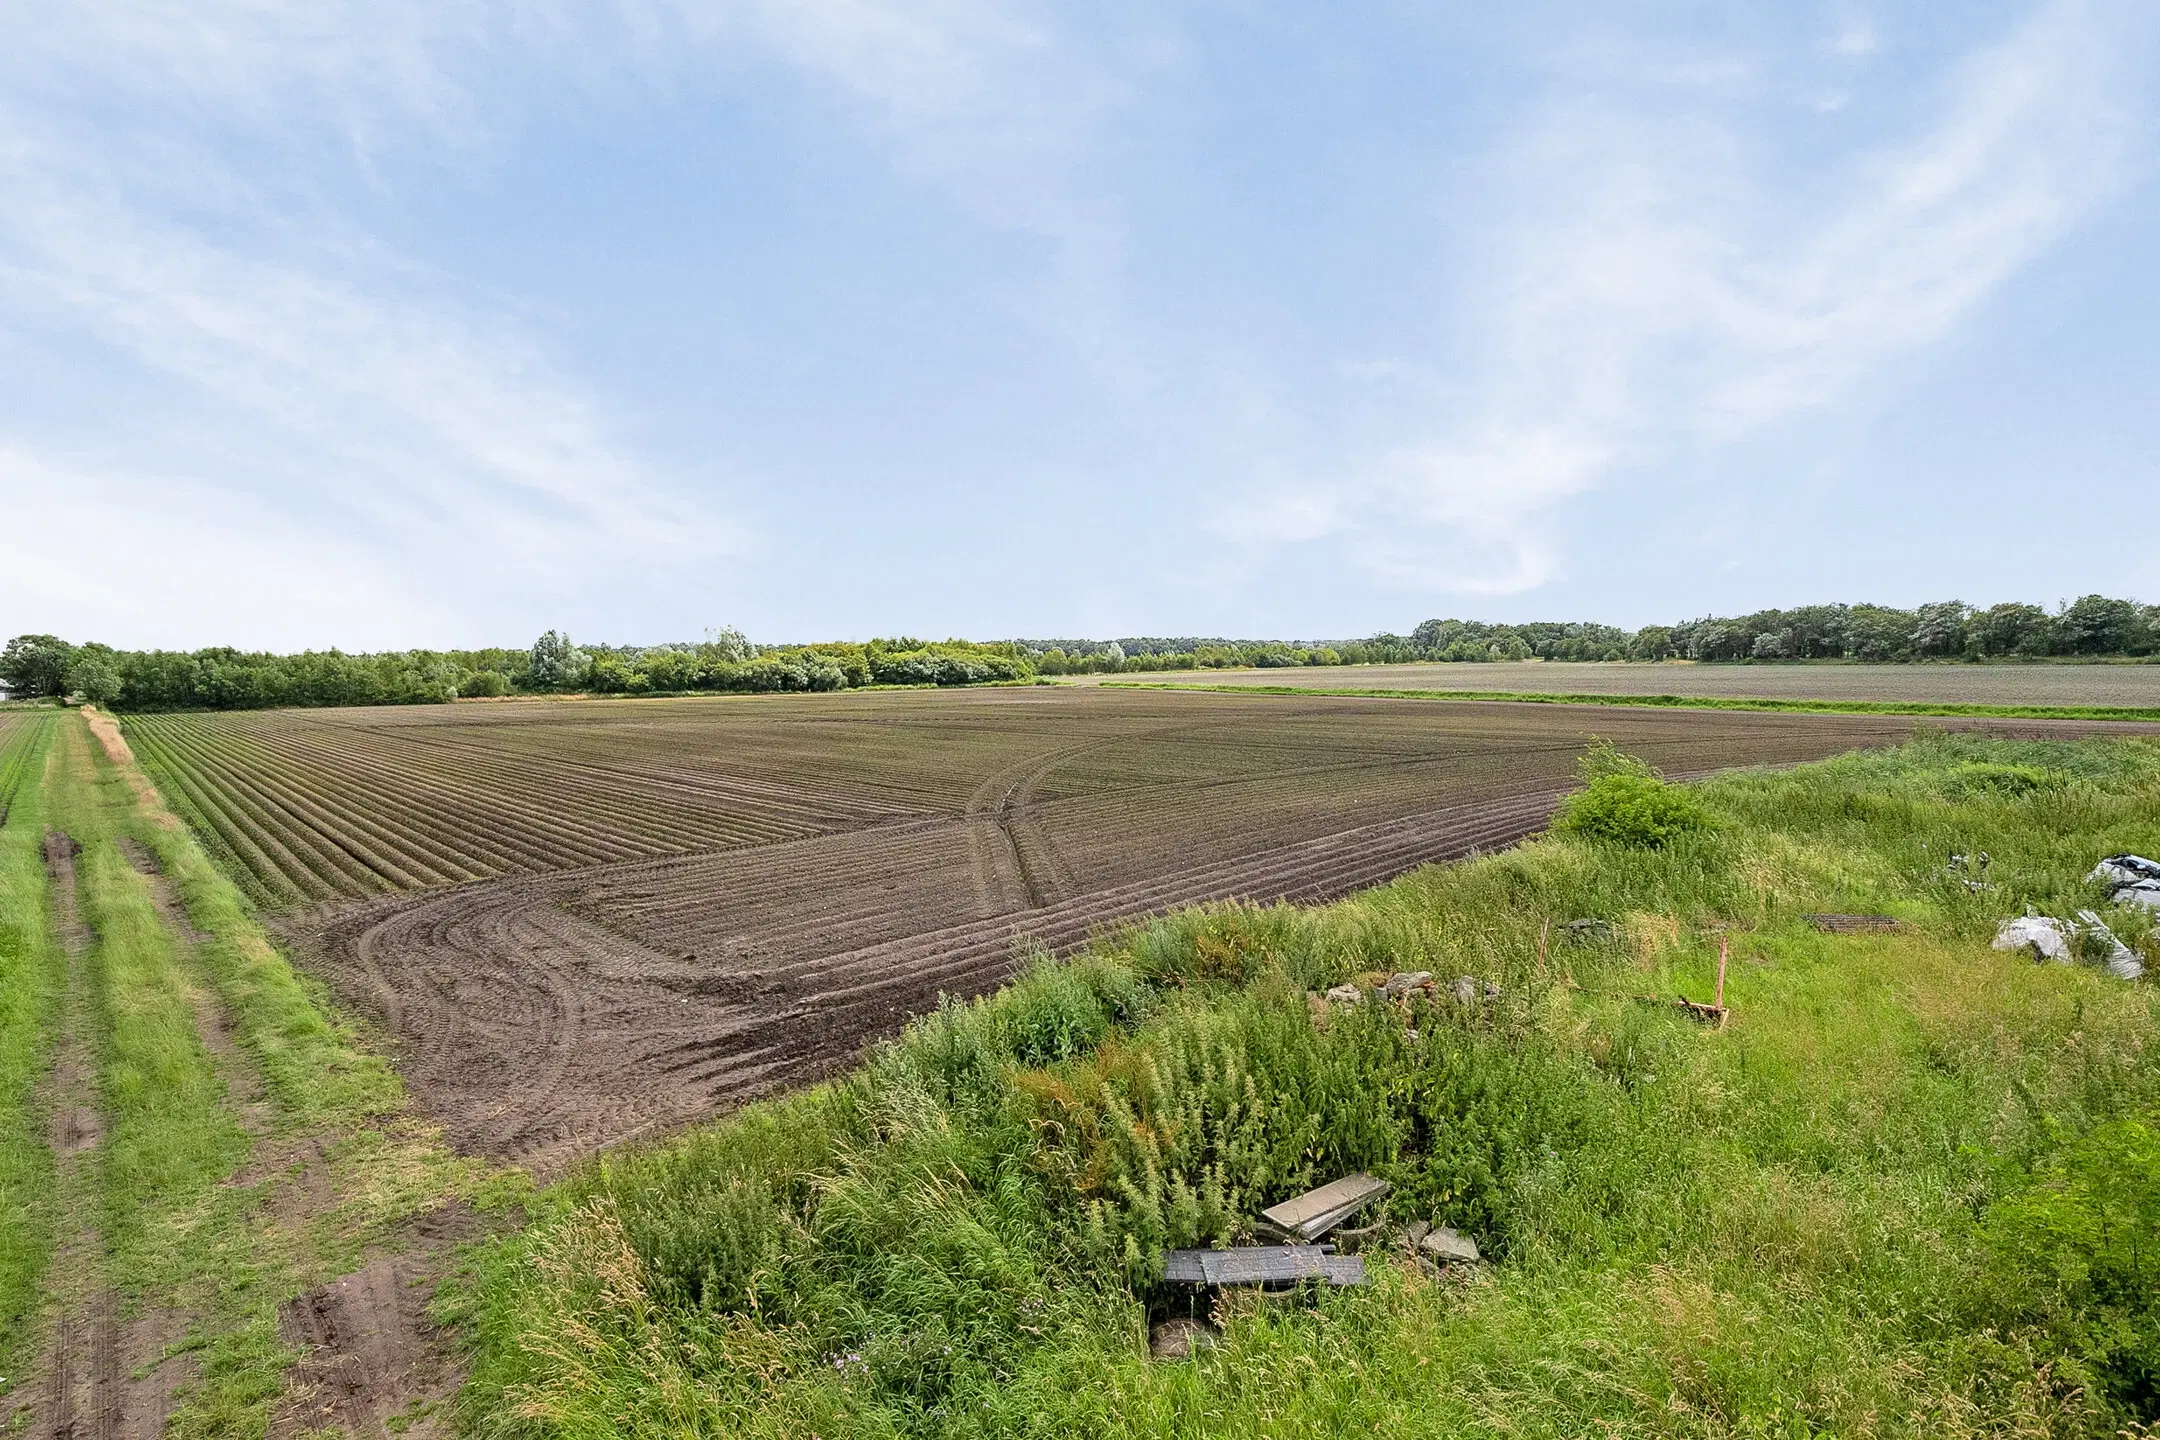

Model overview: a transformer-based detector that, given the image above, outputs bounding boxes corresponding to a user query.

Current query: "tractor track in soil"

[292,783,1590,1171]
[215,693,2160,1175]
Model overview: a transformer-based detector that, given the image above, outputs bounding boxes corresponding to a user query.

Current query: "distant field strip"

[1084,660,2160,708]
[124,688,2144,1167]
[1100,682,2160,723]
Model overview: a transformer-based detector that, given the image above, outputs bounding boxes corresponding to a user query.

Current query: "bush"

[1551,742,1716,848]
[1937,761,2066,800]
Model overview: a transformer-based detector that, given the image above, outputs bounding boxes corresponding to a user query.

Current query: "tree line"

[1026,595,2160,673]
[2,595,2150,710]
[0,631,1034,711]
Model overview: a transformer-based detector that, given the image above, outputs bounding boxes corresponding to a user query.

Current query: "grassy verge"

[0,715,59,1388]
[39,710,506,1436]
[1098,680,2160,723]
[456,730,2160,1439]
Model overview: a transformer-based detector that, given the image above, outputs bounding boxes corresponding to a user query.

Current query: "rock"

[1381,970,1433,1000]
[1419,1226,1481,1265]
[1560,918,1613,939]
[1449,976,1501,1005]
[1149,1317,1218,1361]
[1324,983,1363,1006]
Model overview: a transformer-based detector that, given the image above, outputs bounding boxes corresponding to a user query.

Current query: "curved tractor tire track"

[224,692,2159,1172]
[298,784,1557,1168]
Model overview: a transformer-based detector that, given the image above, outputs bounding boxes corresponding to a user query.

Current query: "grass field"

[454,730,2160,1440]
[120,688,1998,1168]
[0,712,60,1386]
[1084,659,2160,709]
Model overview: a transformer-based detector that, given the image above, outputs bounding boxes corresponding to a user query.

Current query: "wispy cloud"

[1225,0,2151,596]
[0,0,758,646]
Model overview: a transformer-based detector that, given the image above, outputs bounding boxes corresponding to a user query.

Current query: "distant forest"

[2,594,2152,711]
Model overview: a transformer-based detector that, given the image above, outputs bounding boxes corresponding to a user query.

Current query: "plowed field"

[125,689,2139,1170]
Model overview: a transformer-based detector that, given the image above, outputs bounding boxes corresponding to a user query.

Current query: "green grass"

[0,714,60,1388]
[454,730,2160,1439]
[1099,680,2160,723]
[0,711,503,1436]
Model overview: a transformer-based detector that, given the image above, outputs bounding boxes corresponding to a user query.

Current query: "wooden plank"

[1162,1247,1365,1287]
[1803,914,1901,933]
[1259,1173,1389,1241]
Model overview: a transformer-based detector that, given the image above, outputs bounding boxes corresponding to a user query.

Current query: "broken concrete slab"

[1260,1173,1389,1242]
[1161,1247,1364,1288]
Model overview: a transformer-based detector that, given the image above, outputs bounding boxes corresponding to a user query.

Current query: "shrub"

[1551,742,1716,848]
[1937,761,2066,800]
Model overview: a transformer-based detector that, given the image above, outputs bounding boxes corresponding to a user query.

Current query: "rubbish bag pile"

[2088,854,2160,910]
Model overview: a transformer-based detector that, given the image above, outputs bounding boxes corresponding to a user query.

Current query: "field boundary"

[1097,681,2160,723]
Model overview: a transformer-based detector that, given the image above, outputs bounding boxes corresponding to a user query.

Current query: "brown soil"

[205,692,2160,1171]
[272,1205,481,1440]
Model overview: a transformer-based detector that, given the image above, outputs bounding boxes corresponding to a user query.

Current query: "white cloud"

[0,0,765,647]
[1228,0,2150,596]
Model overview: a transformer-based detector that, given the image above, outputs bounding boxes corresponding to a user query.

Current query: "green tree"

[2054,594,2138,655]
[0,634,76,699]
[1911,600,1968,657]
[67,656,124,706]
[1967,602,2050,657]
[527,631,591,690]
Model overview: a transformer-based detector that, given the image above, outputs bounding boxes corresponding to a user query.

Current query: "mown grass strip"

[1099,680,2160,723]
[69,708,507,1440]
[0,715,59,1386]
[55,722,253,1285]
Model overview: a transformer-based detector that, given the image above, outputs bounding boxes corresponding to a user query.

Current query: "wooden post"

[1715,935,1729,1024]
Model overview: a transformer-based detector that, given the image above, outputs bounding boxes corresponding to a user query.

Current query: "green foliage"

[1936,761,2067,799]
[458,731,2160,1438]
[1551,743,1717,848]
[0,717,59,1379]
[527,630,591,690]
[0,634,74,699]
[1981,1112,2160,1419]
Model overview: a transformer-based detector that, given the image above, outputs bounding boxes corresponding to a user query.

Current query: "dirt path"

[114,836,274,1139]
[271,1204,480,1440]
[21,830,193,1440]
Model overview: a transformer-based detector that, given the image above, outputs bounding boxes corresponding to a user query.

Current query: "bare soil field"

[124,688,2150,1170]
[1080,660,2160,707]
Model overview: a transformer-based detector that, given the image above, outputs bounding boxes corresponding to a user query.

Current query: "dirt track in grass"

[132,688,2156,1170]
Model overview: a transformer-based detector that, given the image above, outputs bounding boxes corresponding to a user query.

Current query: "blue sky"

[2,1,2156,650]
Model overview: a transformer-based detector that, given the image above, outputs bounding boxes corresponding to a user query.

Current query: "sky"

[2,1,2157,651]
